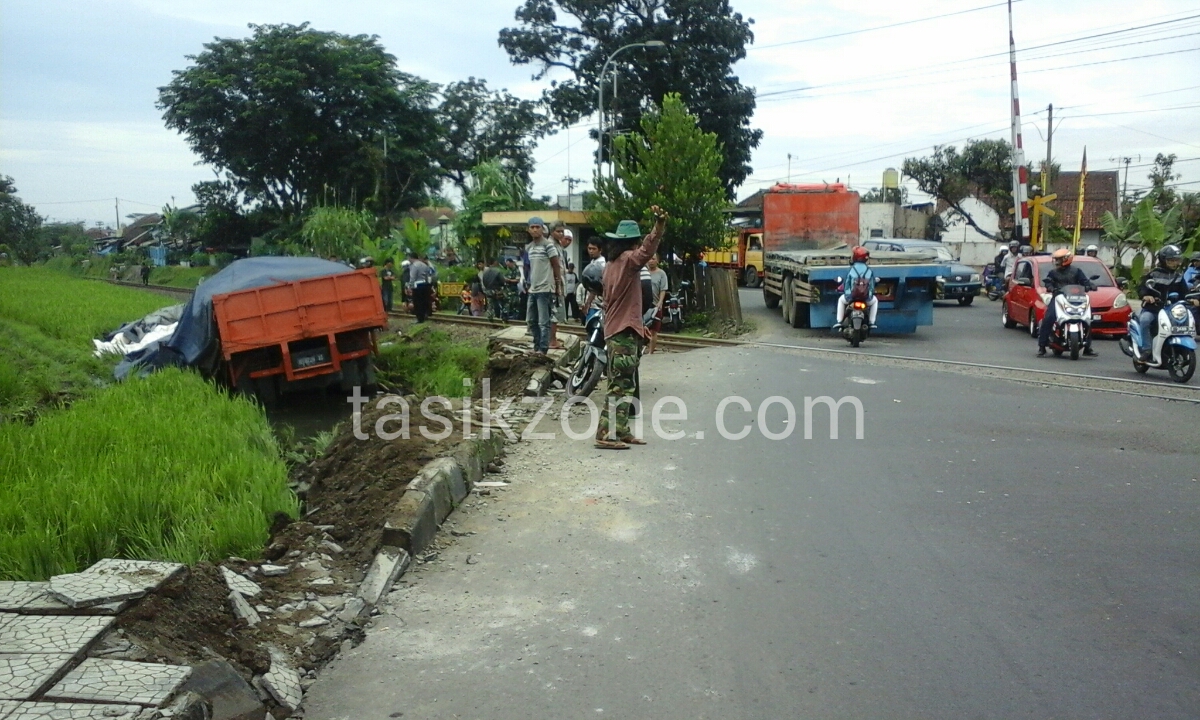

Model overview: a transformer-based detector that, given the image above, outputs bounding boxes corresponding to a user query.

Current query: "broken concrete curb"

[381,434,505,556]
[357,548,410,608]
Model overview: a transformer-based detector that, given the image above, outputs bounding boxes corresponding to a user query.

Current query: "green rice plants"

[0,267,168,342]
[0,368,297,581]
[375,328,487,398]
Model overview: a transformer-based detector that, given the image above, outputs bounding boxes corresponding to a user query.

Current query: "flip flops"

[594,439,629,450]
[620,436,647,445]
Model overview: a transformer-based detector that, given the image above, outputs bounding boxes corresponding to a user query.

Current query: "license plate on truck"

[292,347,331,370]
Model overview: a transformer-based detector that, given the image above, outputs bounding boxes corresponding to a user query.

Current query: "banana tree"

[1126,199,1190,284]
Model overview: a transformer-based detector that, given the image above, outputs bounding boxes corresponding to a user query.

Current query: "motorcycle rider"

[1084,244,1100,259]
[1020,245,1034,258]
[1135,245,1189,357]
[995,240,1021,280]
[1184,251,1200,288]
[1038,248,1098,357]
[833,246,878,330]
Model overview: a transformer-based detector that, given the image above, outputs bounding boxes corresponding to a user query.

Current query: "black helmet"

[1191,251,1200,262]
[581,261,605,294]
[1019,245,1033,256]
[1158,245,1182,265]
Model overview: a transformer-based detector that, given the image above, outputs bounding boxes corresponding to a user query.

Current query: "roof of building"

[1047,170,1118,231]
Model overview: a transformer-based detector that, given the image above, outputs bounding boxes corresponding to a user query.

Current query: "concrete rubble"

[218,569,261,599]
[258,648,301,713]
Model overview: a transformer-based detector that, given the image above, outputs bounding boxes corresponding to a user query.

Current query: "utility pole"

[1108,155,1138,216]
[114,198,121,234]
[1038,103,1053,250]
[787,153,792,183]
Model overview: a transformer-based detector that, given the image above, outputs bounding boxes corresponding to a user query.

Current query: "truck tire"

[782,278,794,324]
[743,266,760,288]
[763,285,780,309]
[791,299,809,329]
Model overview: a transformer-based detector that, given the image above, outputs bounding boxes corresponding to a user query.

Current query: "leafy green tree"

[861,187,907,205]
[438,78,549,192]
[300,206,376,261]
[903,139,1018,242]
[455,159,538,262]
[156,206,200,248]
[594,94,726,264]
[1147,153,1180,214]
[159,23,442,217]
[39,223,93,258]
[499,0,761,196]
[0,176,45,265]
[1121,197,1196,283]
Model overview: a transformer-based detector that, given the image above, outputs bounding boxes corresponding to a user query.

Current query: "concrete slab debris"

[336,598,365,624]
[227,593,260,628]
[357,548,410,607]
[0,615,113,655]
[296,618,328,629]
[257,566,288,578]
[219,569,261,599]
[45,575,145,611]
[0,584,45,612]
[0,654,77,701]
[45,659,191,708]
[81,560,184,595]
[2,701,144,719]
[177,660,264,720]
[259,649,301,712]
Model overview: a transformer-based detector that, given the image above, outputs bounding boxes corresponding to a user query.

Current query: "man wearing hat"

[595,206,669,450]
[549,222,575,346]
[523,216,563,353]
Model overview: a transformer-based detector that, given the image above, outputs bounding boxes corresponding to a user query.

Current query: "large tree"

[438,78,550,192]
[903,139,1018,242]
[498,0,761,197]
[0,176,45,265]
[158,23,442,217]
[594,94,726,264]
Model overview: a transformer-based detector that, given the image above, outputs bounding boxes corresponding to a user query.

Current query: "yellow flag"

[1073,148,1087,252]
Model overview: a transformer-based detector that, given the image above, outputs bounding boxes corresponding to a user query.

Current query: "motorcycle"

[665,280,692,333]
[568,307,607,397]
[1119,282,1198,383]
[1042,285,1092,360]
[983,265,1006,301]
[833,278,872,347]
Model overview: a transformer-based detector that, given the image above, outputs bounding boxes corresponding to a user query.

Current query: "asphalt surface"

[305,345,1200,719]
[738,287,1192,388]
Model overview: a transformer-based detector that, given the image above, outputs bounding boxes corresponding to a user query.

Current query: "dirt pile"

[292,402,467,560]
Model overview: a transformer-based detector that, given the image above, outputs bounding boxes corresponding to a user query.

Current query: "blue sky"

[2,0,1197,226]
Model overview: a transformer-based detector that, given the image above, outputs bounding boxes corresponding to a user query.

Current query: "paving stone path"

[0,561,192,718]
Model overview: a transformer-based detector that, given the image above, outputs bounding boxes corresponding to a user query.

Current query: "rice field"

[0,267,172,417]
[0,268,297,581]
[0,368,298,581]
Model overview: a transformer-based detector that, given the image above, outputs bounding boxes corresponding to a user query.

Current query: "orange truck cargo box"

[212,268,386,385]
[763,183,860,252]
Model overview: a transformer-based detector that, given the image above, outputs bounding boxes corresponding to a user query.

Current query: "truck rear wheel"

[763,285,780,309]
[782,279,794,324]
[743,266,760,288]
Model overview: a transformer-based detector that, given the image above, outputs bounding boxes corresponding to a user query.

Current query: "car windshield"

[900,244,954,262]
[1037,258,1115,287]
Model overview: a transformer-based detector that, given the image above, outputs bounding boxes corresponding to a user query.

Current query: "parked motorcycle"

[983,265,1006,301]
[568,307,607,397]
[1119,283,1199,383]
[665,280,692,333]
[1043,285,1093,360]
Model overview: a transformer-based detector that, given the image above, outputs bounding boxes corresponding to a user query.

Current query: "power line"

[753,0,1023,50]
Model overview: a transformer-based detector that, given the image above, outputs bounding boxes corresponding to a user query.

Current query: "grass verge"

[0,369,297,581]
[375,324,488,397]
[43,256,216,288]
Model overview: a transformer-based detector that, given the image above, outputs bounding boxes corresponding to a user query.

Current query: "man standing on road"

[582,240,606,315]
[548,223,573,349]
[380,259,396,312]
[481,258,505,320]
[563,262,580,322]
[407,252,435,323]
[595,207,668,450]
[524,217,563,354]
[646,254,669,354]
[140,264,151,286]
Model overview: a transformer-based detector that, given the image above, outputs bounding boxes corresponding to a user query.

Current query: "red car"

[1002,255,1132,338]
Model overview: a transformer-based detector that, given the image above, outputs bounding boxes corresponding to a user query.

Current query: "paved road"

[305,345,1200,719]
[738,287,1193,388]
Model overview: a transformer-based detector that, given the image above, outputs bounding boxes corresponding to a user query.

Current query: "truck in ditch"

[757,184,943,334]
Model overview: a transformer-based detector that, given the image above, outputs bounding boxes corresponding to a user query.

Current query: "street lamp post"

[596,40,667,184]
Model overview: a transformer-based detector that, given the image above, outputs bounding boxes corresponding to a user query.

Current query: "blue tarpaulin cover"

[116,257,353,379]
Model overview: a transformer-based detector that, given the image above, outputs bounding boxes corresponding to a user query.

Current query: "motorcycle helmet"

[358,257,375,269]
[1191,251,1200,263]
[1019,245,1033,256]
[581,261,605,295]
[1157,244,1182,270]
[851,246,870,263]
[1084,244,1099,257]
[1052,248,1073,268]
[1008,240,1020,251]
